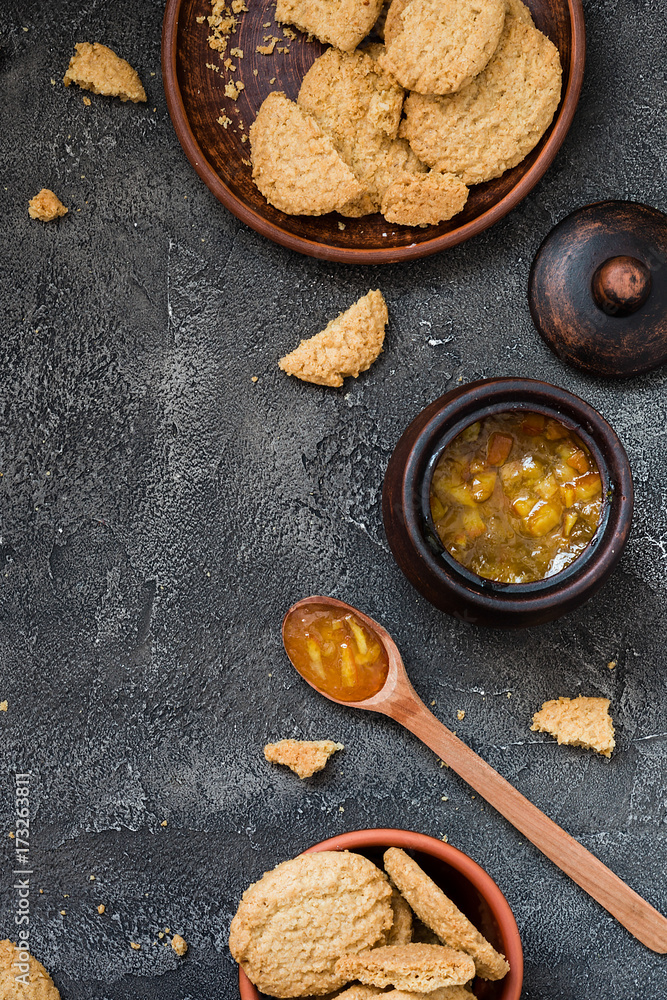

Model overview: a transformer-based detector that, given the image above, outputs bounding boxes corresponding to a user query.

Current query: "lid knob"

[591,255,652,317]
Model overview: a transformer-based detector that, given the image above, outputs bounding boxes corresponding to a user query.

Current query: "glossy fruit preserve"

[429,411,603,584]
[283,604,388,701]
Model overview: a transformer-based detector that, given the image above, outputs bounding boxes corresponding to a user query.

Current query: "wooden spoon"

[282,596,667,953]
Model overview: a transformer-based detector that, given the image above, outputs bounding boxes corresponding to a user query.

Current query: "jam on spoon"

[282,602,389,702]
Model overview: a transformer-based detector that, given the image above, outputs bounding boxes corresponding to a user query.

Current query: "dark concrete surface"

[1,1,666,997]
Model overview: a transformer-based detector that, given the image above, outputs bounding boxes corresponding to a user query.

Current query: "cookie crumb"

[89,875,95,880]
[171,934,188,957]
[251,376,258,382]
[264,738,344,779]
[50,77,56,84]
[224,80,242,99]
[231,46,243,57]
[607,660,617,670]
[0,701,7,711]
[456,709,465,721]
[217,114,232,128]
[337,221,346,230]
[60,910,66,916]
[63,42,146,102]
[97,904,105,914]
[8,832,14,839]
[83,95,91,105]
[531,696,615,757]
[160,819,168,827]
[28,188,68,222]
[441,834,448,842]
[257,39,278,54]
[130,942,141,951]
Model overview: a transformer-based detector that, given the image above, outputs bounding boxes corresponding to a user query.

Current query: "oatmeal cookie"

[530,696,615,757]
[382,0,506,95]
[63,42,146,102]
[298,47,405,145]
[250,93,363,216]
[400,0,562,184]
[0,940,60,1000]
[385,888,413,945]
[276,0,385,52]
[28,189,68,222]
[279,289,388,387]
[229,851,393,996]
[383,849,509,980]
[380,171,468,226]
[298,48,425,216]
[335,943,475,991]
[264,739,344,778]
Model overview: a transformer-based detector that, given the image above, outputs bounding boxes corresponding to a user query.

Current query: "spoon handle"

[396,697,667,953]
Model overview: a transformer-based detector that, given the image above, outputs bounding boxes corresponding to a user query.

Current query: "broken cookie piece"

[279,289,388,387]
[250,92,364,216]
[63,42,147,103]
[276,0,385,52]
[0,939,61,1000]
[28,188,68,222]
[530,696,615,757]
[264,739,344,779]
[335,943,475,992]
[383,848,509,981]
[381,171,468,226]
[298,47,426,218]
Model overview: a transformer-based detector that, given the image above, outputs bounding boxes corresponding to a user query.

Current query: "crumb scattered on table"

[171,934,188,957]
[264,738,344,778]
[97,904,105,914]
[28,188,68,222]
[0,701,7,712]
[130,942,141,951]
[531,696,615,757]
[63,42,146,103]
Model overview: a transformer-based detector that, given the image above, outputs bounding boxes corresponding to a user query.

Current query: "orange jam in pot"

[283,604,389,701]
[429,411,604,584]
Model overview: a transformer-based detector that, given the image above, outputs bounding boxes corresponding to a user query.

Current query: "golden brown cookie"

[335,943,475,991]
[383,849,509,981]
[276,0,385,52]
[298,48,425,216]
[385,990,474,1000]
[385,887,413,945]
[400,0,562,184]
[229,851,393,996]
[530,696,615,756]
[0,940,60,1000]
[250,93,364,216]
[63,42,146,102]
[264,739,344,778]
[28,189,68,222]
[279,290,388,387]
[382,0,506,95]
[380,171,468,226]
[298,47,405,145]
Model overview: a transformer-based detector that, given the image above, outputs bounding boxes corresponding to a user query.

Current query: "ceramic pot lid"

[528,200,667,377]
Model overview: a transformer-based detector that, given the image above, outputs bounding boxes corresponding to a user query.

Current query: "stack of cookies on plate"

[250,0,562,227]
[229,847,509,997]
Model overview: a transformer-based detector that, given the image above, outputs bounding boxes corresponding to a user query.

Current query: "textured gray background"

[1,0,666,997]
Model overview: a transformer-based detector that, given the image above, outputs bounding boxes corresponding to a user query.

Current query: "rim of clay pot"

[382,378,634,625]
[237,827,523,1000]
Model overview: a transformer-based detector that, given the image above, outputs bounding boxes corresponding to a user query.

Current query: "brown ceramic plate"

[237,828,523,999]
[162,0,585,263]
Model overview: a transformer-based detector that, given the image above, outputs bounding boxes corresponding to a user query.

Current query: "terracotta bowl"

[382,378,634,628]
[162,0,585,263]
[238,828,523,1000]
